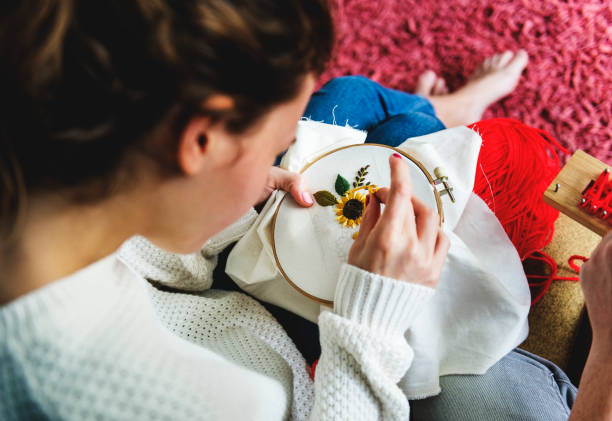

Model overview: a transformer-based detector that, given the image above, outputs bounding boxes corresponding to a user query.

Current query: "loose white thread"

[331,104,338,125]
[479,162,496,213]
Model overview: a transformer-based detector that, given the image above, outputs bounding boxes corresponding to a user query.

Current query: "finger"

[433,230,451,265]
[356,193,381,242]
[381,153,416,236]
[373,187,390,204]
[412,196,438,250]
[270,167,313,207]
[428,231,450,286]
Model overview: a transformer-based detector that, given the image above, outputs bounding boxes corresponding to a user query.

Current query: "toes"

[491,54,503,68]
[497,50,514,68]
[472,57,492,80]
[507,49,529,72]
[433,77,448,95]
[440,81,449,94]
[475,50,529,79]
[475,57,493,76]
[416,70,437,96]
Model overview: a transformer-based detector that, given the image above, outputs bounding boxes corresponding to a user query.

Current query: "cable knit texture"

[1,208,433,420]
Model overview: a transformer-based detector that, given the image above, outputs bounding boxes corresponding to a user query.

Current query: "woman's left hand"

[256,167,314,209]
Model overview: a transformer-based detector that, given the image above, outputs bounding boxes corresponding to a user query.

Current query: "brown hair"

[0,0,334,242]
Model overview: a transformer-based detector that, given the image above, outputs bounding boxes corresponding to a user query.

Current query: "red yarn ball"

[469,118,574,305]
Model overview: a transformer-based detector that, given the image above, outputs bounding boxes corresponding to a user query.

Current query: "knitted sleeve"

[117,208,258,291]
[310,264,434,421]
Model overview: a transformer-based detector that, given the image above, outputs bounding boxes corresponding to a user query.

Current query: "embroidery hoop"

[272,143,444,305]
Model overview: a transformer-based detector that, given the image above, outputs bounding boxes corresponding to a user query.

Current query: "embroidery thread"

[353,165,370,188]
[313,165,378,235]
[313,190,339,207]
[334,174,351,196]
[335,190,366,228]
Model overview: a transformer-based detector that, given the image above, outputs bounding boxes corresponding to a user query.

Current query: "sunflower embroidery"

[335,191,366,228]
[313,165,377,235]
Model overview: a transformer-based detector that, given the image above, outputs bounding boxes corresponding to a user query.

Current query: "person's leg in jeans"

[304,76,446,146]
[410,348,577,421]
[302,49,530,149]
[273,75,446,165]
[296,48,530,151]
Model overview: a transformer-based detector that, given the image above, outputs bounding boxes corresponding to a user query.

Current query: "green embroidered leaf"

[335,174,350,196]
[314,190,339,206]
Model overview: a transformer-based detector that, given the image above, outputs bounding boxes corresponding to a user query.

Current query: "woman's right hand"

[348,153,450,288]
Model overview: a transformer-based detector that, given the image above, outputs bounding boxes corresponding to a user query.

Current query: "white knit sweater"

[0,209,434,420]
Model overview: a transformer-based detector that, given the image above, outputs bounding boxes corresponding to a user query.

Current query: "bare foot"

[417,50,529,127]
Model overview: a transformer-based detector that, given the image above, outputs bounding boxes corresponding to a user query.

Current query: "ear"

[177,95,235,176]
[177,116,210,176]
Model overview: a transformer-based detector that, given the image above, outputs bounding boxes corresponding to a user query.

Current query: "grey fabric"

[411,348,577,421]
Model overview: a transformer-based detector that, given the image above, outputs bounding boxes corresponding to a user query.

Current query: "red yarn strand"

[568,255,589,273]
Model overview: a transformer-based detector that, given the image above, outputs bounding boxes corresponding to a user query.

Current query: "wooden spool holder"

[544,150,612,237]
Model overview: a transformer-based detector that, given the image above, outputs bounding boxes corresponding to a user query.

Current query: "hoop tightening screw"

[434,167,455,203]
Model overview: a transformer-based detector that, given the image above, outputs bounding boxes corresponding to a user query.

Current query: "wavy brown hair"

[0,0,334,243]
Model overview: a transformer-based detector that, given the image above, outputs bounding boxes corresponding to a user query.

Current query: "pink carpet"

[320,0,612,162]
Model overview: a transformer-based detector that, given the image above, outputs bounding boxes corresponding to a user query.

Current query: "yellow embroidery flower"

[335,190,367,228]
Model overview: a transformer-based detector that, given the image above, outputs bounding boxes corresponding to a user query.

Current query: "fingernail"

[365,195,370,205]
[302,192,313,205]
[392,153,402,159]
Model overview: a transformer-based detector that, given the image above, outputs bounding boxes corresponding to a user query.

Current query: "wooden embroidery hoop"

[271,143,444,305]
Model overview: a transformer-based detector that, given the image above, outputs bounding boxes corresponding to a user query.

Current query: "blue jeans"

[300,76,578,420]
[305,75,445,145]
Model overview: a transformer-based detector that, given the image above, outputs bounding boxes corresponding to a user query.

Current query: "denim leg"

[275,76,446,165]
[304,75,444,135]
[365,113,445,147]
[410,348,577,421]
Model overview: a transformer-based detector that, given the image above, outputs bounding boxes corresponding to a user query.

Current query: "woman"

[0,1,448,419]
[0,0,595,420]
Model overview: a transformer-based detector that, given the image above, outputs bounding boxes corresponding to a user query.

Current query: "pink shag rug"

[320,0,612,162]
